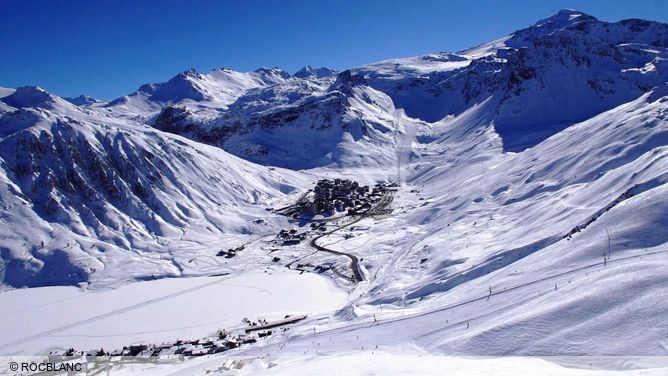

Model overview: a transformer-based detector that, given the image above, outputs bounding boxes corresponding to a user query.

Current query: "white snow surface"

[1,8,668,374]
[89,353,668,375]
[0,269,346,355]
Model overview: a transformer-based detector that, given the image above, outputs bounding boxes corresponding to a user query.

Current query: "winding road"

[308,191,395,283]
[297,119,413,283]
[309,216,366,283]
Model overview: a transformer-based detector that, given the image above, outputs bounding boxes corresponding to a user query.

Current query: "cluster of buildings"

[277,228,308,245]
[276,222,327,245]
[216,244,244,258]
[304,178,367,216]
[272,179,396,247]
[49,332,256,360]
[275,178,396,219]
[301,178,390,216]
[49,331,258,360]
[49,316,307,361]
[114,333,255,358]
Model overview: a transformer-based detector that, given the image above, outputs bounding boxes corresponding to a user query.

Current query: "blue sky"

[1,0,667,100]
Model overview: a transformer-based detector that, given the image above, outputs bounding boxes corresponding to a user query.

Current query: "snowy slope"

[0,8,667,370]
[0,87,309,288]
[64,94,101,106]
[293,65,337,79]
[196,9,667,359]
[150,75,418,169]
[95,67,292,121]
[194,78,667,364]
[353,10,668,151]
[140,10,668,170]
[340,89,668,354]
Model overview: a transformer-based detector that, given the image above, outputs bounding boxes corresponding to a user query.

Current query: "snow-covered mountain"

[64,94,101,106]
[1,8,667,365]
[0,86,18,112]
[95,67,293,120]
[1,86,74,111]
[109,9,666,168]
[0,87,307,288]
[354,9,668,151]
[293,65,337,79]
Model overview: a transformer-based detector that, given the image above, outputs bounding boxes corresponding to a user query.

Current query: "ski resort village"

[1,5,668,375]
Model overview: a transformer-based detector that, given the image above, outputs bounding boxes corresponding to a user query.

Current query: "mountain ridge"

[1,9,667,358]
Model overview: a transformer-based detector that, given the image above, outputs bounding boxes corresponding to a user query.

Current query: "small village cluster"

[48,315,306,361]
[217,244,245,258]
[277,228,310,245]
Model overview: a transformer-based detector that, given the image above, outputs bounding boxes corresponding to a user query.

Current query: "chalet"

[200,338,216,346]
[258,330,273,338]
[157,342,173,350]
[86,348,106,357]
[315,263,332,272]
[137,349,154,358]
[156,347,181,363]
[282,232,307,245]
[209,342,228,353]
[126,344,147,356]
[158,346,178,356]
[191,347,208,356]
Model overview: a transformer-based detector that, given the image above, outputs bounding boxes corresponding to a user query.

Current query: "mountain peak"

[0,86,62,109]
[294,66,337,79]
[505,9,599,48]
[534,9,596,30]
[254,67,291,79]
[148,69,207,102]
[64,95,101,106]
[178,68,200,78]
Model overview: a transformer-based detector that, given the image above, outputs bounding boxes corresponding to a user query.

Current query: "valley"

[0,8,667,374]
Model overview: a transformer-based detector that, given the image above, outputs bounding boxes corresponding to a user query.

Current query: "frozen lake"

[0,269,348,355]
